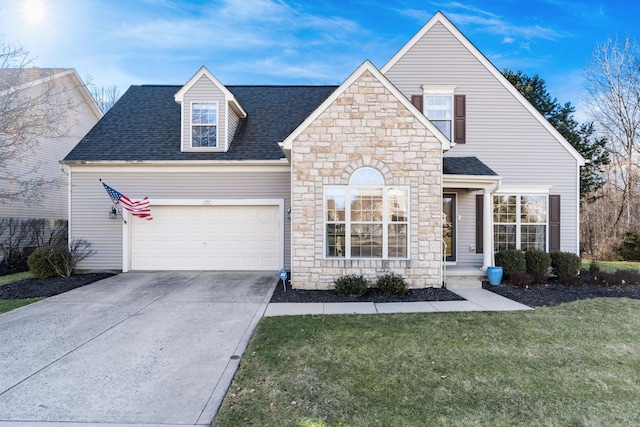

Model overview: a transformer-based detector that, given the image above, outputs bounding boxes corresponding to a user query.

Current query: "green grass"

[213,299,640,427]
[0,271,32,286]
[0,298,43,314]
[0,271,40,314]
[582,259,640,273]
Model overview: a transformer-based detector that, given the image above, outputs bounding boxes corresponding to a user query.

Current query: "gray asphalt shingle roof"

[64,84,499,178]
[443,156,498,176]
[64,85,338,162]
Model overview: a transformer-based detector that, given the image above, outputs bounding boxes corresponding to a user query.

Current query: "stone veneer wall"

[290,70,443,289]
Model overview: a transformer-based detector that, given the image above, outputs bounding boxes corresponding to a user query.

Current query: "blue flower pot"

[487,266,503,286]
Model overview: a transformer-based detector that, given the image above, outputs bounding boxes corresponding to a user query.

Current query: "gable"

[174,66,247,153]
[382,12,585,166]
[281,60,450,156]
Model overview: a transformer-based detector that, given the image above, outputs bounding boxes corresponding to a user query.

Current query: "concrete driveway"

[0,271,277,426]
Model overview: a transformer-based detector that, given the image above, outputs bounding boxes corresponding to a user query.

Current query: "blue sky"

[1,0,638,120]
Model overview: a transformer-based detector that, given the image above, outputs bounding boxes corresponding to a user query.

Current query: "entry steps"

[444,266,486,289]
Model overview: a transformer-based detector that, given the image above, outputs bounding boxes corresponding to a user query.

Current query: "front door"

[443,194,456,262]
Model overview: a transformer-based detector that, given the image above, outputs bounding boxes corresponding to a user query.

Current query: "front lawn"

[0,298,43,314]
[213,298,640,426]
[583,259,640,273]
[0,272,40,314]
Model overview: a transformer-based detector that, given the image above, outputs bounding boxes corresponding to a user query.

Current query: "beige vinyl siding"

[385,22,580,255]
[69,167,291,271]
[227,108,240,149]
[0,73,100,220]
[181,75,226,152]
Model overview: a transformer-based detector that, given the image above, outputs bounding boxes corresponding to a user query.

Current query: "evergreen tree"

[503,70,609,202]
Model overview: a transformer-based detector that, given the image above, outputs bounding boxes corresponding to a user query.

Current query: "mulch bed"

[485,270,640,307]
[486,282,640,307]
[3,267,640,308]
[270,281,464,303]
[0,272,115,299]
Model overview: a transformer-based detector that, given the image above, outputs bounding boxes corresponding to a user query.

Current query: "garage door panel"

[131,205,280,270]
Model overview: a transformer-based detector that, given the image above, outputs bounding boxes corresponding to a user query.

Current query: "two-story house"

[63,12,584,289]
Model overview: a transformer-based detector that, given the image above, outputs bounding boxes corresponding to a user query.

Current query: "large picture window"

[191,102,217,147]
[493,195,547,252]
[325,168,408,259]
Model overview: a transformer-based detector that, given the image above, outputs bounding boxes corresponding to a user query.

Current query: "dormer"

[174,66,247,153]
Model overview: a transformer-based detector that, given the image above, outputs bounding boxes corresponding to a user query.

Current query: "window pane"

[351,188,383,222]
[388,224,407,257]
[388,188,408,222]
[431,120,451,140]
[326,187,346,221]
[192,126,217,147]
[494,224,516,252]
[350,224,382,257]
[192,103,217,124]
[521,196,547,223]
[521,225,546,251]
[326,223,346,257]
[493,195,517,223]
[350,168,384,185]
[425,96,452,119]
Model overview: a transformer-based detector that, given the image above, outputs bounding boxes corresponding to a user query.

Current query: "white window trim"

[422,85,456,142]
[323,185,410,260]
[493,193,549,252]
[189,101,219,150]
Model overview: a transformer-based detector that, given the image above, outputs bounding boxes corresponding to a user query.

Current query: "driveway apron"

[0,271,277,426]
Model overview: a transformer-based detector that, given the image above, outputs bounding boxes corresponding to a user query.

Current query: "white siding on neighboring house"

[69,166,291,271]
[181,75,227,152]
[384,21,581,256]
[0,72,101,220]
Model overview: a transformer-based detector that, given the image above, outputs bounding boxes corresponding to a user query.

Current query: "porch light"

[109,206,118,219]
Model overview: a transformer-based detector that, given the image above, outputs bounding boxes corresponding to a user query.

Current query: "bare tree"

[90,84,120,113]
[0,38,77,205]
[583,33,640,230]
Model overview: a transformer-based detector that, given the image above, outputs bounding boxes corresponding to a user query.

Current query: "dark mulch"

[270,280,464,303]
[0,272,115,299]
[485,270,640,307]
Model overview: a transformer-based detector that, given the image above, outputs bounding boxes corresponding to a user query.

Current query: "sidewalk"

[264,288,531,317]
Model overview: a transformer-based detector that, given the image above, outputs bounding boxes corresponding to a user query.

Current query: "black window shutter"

[476,194,483,253]
[411,94,423,113]
[454,94,466,144]
[549,195,561,252]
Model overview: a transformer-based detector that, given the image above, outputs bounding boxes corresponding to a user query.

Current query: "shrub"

[27,247,64,278]
[376,273,408,296]
[615,231,640,261]
[494,249,526,279]
[589,259,600,275]
[525,249,551,284]
[508,271,534,288]
[551,251,582,286]
[551,251,581,276]
[26,239,97,278]
[334,274,368,297]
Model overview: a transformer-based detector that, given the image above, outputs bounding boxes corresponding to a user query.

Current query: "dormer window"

[191,102,218,147]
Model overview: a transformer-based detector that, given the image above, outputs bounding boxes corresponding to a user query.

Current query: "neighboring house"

[63,12,585,289]
[0,68,102,256]
[0,68,102,220]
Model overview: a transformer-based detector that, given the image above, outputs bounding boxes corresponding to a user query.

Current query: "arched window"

[325,168,408,259]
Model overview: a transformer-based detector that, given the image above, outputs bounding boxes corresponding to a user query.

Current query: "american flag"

[102,182,153,220]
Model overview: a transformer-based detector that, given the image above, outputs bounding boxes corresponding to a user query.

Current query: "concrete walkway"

[264,288,531,316]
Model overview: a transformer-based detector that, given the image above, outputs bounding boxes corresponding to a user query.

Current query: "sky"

[1,0,639,120]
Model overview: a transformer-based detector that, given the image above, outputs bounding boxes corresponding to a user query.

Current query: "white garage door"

[130,205,280,270]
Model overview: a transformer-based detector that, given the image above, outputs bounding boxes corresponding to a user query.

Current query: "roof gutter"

[61,158,291,166]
